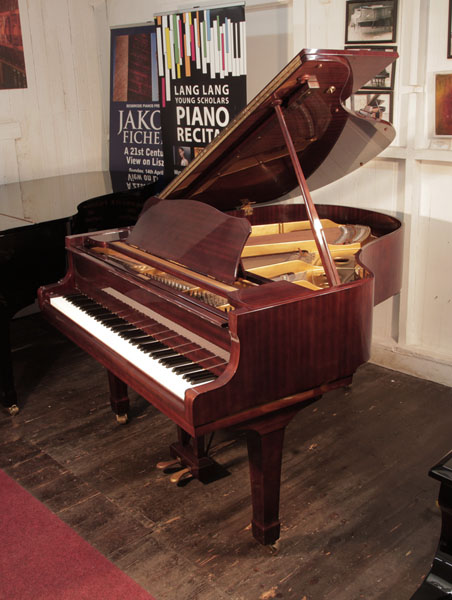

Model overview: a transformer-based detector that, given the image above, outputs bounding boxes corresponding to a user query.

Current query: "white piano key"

[50,295,216,400]
[103,287,230,361]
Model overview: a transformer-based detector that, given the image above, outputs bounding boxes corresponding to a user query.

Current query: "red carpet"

[0,470,155,599]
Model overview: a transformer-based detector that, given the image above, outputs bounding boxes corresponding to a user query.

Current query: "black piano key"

[84,307,110,316]
[66,293,90,302]
[173,363,203,374]
[67,295,96,305]
[161,355,192,367]
[150,348,178,358]
[136,341,165,351]
[184,370,216,384]
[70,299,97,309]
[111,323,137,333]
[158,354,187,366]
[99,316,127,326]
[118,329,148,340]
[130,335,158,346]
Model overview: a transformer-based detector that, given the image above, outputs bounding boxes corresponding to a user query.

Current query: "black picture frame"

[448,0,452,58]
[347,91,394,123]
[345,0,398,44]
[345,45,397,89]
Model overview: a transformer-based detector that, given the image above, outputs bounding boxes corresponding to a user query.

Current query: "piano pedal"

[157,459,194,484]
[115,413,128,424]
[169,467,193,485]
[156,458,182,471]
[7,404,19,416]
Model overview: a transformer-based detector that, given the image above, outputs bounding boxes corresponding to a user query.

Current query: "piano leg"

[244,406,303,545]
[0,312,19,415]
[107,370,129,424]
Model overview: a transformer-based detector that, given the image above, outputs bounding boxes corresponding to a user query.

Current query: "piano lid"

[159,48,398,212]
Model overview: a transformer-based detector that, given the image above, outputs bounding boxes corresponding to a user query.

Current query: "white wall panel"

[417,162,452,353]
[246,3,292,98]
[0,0,108,184]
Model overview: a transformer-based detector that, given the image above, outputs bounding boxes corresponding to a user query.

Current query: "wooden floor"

[2,313,452,600]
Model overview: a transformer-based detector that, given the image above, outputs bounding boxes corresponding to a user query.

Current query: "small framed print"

[345,0,398,44]
[448,0,452,58]
[435,73,452,136]
[345,46,397,89]
[348,91,394,123]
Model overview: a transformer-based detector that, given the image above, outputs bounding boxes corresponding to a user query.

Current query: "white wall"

[296,0,452,387]
[0,0,110,183]
[4,0,452,387]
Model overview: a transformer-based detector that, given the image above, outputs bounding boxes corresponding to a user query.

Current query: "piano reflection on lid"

[38,48,403,545]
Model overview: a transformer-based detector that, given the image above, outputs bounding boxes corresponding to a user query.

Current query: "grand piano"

[38,48,403,545]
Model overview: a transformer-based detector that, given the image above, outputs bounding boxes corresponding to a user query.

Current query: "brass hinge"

[240,199,255,216]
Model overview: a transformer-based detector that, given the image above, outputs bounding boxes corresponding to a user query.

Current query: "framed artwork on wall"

[345,0,398,44]
[435,73,452,136]
[347,91,394,123]
[345,46,397,89]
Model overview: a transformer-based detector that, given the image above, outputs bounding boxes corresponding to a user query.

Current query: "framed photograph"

[435,73,452,136]
[347,91,394,123]
[345,46,397,89]
[345,0,398,44]
[448,0,452,58]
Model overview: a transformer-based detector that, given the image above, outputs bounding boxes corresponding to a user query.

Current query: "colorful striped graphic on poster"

[109,24,164,192]
[154,3,246,181]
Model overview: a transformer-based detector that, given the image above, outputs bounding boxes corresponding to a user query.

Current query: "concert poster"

[0,0,27,89]
[154,4,247,181]
[109,24,164,191]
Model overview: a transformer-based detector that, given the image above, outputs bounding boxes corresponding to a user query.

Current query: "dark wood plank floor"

[2,313,452,600]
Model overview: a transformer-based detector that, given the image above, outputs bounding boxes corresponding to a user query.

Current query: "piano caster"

[107,372,129,424]
[7,404,19,416]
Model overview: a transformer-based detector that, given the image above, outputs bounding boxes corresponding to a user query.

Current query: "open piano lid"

[125,48,398,286]
[158,48,398,211]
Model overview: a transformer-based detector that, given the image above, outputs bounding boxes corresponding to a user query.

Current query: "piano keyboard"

[50,293,223,400]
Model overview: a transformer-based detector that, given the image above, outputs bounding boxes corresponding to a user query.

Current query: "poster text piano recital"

[154,5,247,180]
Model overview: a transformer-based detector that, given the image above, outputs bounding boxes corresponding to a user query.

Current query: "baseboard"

[370,341,452,388]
